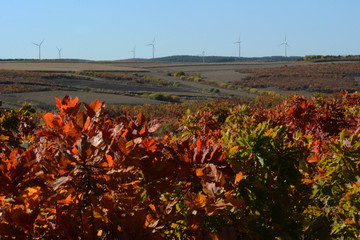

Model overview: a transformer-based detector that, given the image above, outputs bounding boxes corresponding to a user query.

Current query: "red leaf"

[141,138,157,152]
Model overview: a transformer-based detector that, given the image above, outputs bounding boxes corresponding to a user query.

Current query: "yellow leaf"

[93,210,103,219]
[26,187,40,195]
[97,229,103,236]
[0,134,9,141]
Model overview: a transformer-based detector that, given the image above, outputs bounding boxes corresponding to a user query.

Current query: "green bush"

[173,71,185,77]
[209,88,220,93]
[148,93,180,102]
[193,77,202,82]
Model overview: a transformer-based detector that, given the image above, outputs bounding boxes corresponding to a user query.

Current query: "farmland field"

[0,60,359,109]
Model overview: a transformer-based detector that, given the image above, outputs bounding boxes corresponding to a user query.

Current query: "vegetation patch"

[148,92,180,102]
[2,92,360,238]
[0,70,75,93]
[236,62,360,93]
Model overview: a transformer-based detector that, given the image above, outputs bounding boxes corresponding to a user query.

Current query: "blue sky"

[1,0,359,60]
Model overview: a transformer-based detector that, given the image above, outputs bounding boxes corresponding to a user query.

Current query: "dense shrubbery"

[2,92,360,239]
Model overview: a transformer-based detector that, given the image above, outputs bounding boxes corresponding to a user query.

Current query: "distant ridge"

[141,55,303,63]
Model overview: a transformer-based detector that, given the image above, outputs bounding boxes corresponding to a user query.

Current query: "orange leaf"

[185,193,207,209]
[43,113,54,128]
[90,99,102,113]
[145,214,159,228]
[105,154,114,167]
[55,96,62,110]
[235,171,243,184]
[83,117,91,131]
[67,96,79,108]
[63,122,79,138]
[58,195,73,204]
[139,126,148,136]
[196,168,204,177]
[308,153,320,163]
[137,112,146,127]
[149,203,156,213]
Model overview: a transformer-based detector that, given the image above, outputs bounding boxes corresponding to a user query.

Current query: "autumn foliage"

[2,92,360,239]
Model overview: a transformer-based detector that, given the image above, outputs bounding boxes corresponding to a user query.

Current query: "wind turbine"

[280,36,289,57]
[130,45,136,59]
[56,47,62,59]
[32,40,44,60]
[147,38,155,59]
[202,50,205,63]
[234,36,241,58]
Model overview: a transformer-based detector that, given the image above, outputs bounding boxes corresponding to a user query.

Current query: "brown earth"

[0,60,312,109]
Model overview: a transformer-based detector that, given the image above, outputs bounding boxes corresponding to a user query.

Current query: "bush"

[209,88,220,93]
[3,93,360,239]
[173,71,185,77]
[148,92,180,102]
[193,77,202,82]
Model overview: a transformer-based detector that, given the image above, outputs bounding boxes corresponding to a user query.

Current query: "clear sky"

[1,0,359,60]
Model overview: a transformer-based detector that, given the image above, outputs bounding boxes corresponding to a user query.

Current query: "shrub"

[209,88,220,93]
[173,71,185,77]
[193,77,202,82]
[148,93,180,102]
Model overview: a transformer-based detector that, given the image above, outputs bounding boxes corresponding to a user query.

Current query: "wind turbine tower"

[57,47,62,59]
[130,45,136,59]
[234,36,241,58]
[147,38,155,59]
[280,36,289,57]
[32,40,44,60]
[202,50,205,63]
